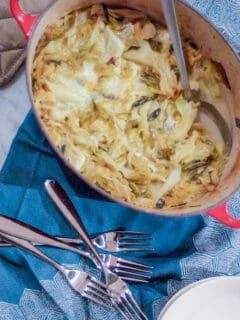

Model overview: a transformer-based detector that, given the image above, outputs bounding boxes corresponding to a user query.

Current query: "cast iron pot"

[10,0,240,227]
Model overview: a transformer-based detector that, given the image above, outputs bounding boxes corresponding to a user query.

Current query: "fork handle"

[45,180,104,268]
[0,232,65,273]
[0,214,94,263]
[0,235,84,247]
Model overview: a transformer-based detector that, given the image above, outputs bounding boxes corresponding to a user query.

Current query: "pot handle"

[10,0,39,40]
[206,202,240,228]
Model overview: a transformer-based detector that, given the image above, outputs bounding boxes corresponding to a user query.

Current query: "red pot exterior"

[10,0,240,228]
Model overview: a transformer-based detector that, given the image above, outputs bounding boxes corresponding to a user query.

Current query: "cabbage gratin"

[32,5,228,209]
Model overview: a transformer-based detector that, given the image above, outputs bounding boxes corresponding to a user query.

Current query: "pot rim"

[25,0,240,218]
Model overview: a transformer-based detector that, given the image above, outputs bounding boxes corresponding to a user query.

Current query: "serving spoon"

[161,0,232,156]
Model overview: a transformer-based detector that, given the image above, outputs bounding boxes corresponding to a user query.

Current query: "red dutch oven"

[10,0,240,228]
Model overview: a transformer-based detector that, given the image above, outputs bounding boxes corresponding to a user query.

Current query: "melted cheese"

[46,76,92,109]
[32,5,227,209]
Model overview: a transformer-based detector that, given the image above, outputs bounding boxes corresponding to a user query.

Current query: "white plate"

[158,276,240,320]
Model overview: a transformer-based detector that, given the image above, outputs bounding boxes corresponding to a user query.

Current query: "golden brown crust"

[32,5,227,209]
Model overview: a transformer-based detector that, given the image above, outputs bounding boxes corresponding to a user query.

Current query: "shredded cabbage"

[33,5,228,209]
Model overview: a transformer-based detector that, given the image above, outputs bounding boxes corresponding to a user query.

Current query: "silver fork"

[87,230,153,253]
[0,215,152,283]
[45,179,148,320]
[0,232,111,307]
[99,254,152,283]
[0,230,153,253]
[0,237,152,283]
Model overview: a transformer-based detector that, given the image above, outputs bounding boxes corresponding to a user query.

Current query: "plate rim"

[158,276,240,320]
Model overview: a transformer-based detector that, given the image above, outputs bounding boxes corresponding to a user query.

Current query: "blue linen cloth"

[1,1,240,319]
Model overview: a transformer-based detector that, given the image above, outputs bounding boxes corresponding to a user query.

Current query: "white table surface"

[0,67,30,170]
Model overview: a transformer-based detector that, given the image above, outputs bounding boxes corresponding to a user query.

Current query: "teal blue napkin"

[1,114,240,320]
[0,112,204,319]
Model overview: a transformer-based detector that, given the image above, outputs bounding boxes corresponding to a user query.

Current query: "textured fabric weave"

[0,112,204,319]
[0,0,53,87]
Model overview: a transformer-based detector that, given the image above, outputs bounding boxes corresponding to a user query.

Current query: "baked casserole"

[32,5,228,209]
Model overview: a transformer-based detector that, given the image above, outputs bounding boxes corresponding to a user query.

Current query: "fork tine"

[116,262,153,274]
[117,298,143,320]
[122,294,146,320]
[118,242,152,250]
[89,276,109,290]
[119,241,152,248]
[116,267,152,278]
[117,231,152,236]
[116,269,151,279]
[118,238,152,244]
[86,285,109,300]
[82,291,109,308]
[116,267,152,282]
[119,276,149,283]
[98,254,153,282]
[118,247,153,253]
[125,292,148,320]
[116,271,151,281]
[118,236,152,241]
[119,242,152,247]
[114,302,133,320]
[117,257,154,269]
[88,282,109,296]
[117,263,153,273]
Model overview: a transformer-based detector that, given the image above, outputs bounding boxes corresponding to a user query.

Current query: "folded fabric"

[0,113,240,320]
[0,111,205,319]
[1,115,240,320]
[0,0,54,87]
[0,0,25,87]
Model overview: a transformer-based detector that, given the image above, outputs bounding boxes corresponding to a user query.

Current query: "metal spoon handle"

[161,0,191,97]
[0,214,92,261]
[45,180,103,268]
[0,232,64,273]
